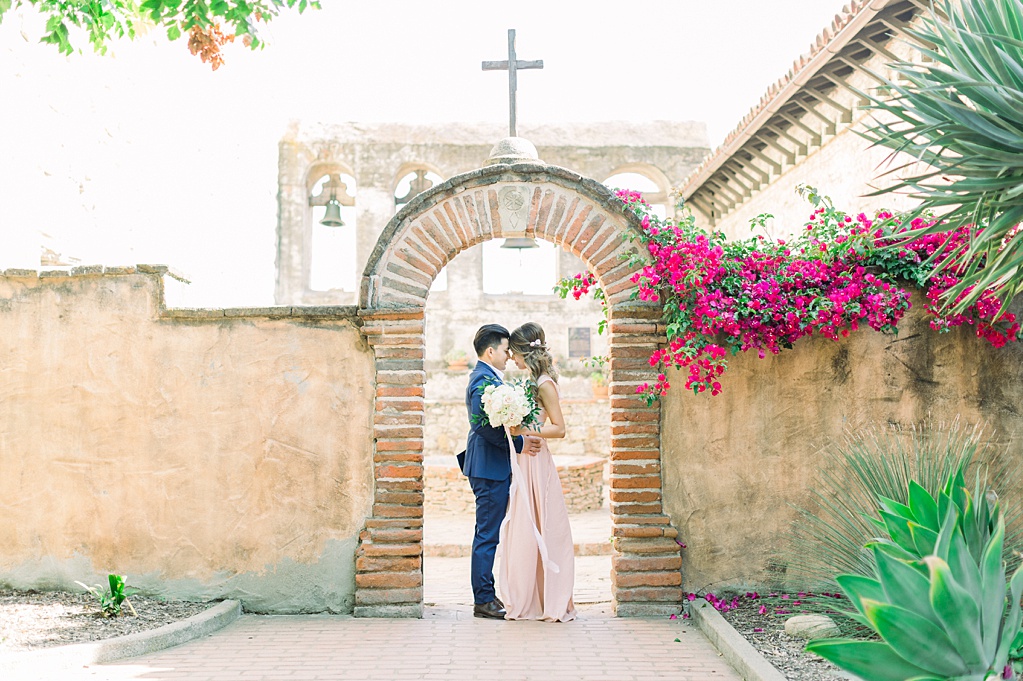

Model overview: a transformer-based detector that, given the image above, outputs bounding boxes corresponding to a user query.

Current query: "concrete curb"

[689,601,787,681]
[0,599,241,676]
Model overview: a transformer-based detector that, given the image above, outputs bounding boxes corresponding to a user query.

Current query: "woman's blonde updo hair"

[509,322,558,383]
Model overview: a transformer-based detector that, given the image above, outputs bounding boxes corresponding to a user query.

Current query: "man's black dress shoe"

[493,596,505,609]
[473,600,506,619]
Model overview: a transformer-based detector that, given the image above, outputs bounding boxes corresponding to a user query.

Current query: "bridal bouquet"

[474,378,541,430]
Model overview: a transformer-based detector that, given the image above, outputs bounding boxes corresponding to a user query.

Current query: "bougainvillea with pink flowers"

[556,188,1019,402]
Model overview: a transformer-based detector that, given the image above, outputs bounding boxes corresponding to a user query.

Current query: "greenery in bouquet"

[470,377,542,431]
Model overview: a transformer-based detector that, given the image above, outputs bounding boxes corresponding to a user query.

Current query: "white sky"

[0,0,849,306]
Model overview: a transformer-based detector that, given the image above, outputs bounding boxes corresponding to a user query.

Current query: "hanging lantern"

[500,237,539,250]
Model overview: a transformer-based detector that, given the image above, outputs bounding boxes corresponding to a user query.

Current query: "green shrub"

[783,421,1022,590]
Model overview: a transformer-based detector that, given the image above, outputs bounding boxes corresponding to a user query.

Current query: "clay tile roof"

[679,0,918,200]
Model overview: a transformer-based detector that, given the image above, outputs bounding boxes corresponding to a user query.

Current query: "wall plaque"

[568,327,591,358]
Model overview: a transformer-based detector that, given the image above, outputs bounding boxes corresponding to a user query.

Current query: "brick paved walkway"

[43,505,739,681]
[73,608,740,681]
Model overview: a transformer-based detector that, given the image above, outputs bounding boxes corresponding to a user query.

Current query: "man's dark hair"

[473,324,510,357]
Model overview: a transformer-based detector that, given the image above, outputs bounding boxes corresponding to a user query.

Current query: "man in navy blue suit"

[459,324,542,619]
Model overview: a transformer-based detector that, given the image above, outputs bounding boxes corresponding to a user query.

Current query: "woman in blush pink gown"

[499,322,576,622]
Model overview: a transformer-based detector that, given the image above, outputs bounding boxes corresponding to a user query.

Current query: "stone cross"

[482,29,543,138]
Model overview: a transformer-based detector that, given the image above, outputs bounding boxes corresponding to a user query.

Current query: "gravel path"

[0,588,214,653]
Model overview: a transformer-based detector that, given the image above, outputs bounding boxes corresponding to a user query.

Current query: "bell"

[500,237,539,250]
[320,199,345,227]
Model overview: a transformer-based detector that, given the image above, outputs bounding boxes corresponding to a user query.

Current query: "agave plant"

[868,465,997,564]
[807,476,1023,680]
[860,0,1023,315]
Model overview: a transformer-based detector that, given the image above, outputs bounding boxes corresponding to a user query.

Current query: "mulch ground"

[0,588,213,653]
[697,591,850,681]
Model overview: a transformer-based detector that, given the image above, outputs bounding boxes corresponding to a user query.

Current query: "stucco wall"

[0,269,375,613]
[661,293,1023,592]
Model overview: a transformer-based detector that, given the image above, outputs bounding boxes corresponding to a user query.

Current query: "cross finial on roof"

[482,29,543,138]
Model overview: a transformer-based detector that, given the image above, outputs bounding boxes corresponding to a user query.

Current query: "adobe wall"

[0,268,375,613]
[660,293,1023,591]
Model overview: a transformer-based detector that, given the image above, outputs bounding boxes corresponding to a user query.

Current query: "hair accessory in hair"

[529,339,542,347]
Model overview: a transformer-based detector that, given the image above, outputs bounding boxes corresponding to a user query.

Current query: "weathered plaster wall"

[0,269,375,613]
[276,121,710,306]
[660,294,1023,591]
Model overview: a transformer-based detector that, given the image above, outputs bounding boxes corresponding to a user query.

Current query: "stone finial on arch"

[359,163,652,312]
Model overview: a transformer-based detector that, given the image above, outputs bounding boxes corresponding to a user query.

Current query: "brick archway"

[355,162,682,617]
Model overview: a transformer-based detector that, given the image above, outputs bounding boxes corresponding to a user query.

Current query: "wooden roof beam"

[735,152,773,182]
[776,111,823,147]
[724,160,764,193]
[745,145,783,176]
[879,16,917,39]
[803,86,854,124]
[818,71,870,108]
[698,181,736,214]
[704,177,744,207]
[687,191,716,220]
[789,98,838,136]
[835,55,886,87]
[763,123,808,157]
[755,131,798,166]
[854,36,901,64]
[718,166,754,198]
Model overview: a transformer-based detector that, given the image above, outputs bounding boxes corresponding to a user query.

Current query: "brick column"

[354,308,426,618]
[607,305,683,617]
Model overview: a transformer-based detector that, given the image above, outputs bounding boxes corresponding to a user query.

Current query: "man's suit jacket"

[459,361,523,481]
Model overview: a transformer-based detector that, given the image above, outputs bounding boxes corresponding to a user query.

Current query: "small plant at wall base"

[75,574,138,618]
[557,188,1019,402]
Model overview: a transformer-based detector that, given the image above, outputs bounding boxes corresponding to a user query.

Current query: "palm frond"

[861,0,1023,314]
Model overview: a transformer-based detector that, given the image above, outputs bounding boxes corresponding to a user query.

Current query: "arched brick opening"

[354,162,682,618]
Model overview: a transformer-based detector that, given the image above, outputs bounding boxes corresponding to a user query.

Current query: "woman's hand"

[508,424,525,437]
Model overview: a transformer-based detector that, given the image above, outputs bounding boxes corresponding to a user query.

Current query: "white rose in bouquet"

[470,377,541,431]
[480,382,531,429]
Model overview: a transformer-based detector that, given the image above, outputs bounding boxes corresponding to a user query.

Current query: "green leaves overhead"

[862,0,1023,315]
[0,0,319,64]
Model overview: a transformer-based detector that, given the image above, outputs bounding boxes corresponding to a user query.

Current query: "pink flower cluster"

[557,191,1020,400]
[887,217,1020,347]
[685,591,741,613]
[568,272,598,301]
[681,590,844,617]
[623,194,912,399]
